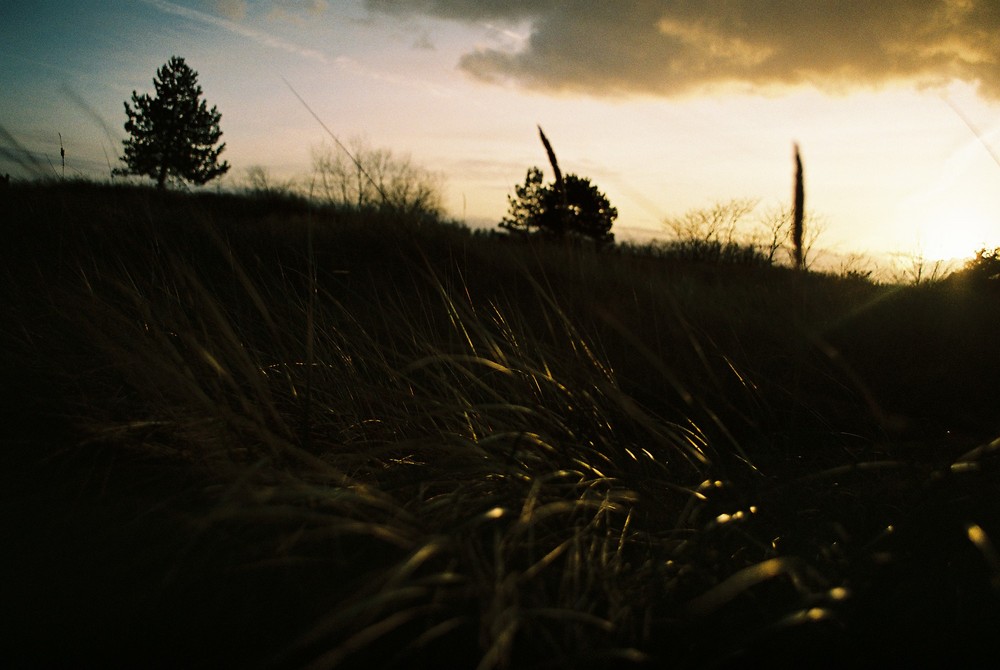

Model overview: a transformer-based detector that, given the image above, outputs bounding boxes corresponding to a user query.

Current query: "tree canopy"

[116,56,230,189]
[500,167,616,247]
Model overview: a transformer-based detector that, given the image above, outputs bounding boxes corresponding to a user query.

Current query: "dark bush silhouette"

[961,246,1000,282]
[500,167,616,247]
[115,56,230,189]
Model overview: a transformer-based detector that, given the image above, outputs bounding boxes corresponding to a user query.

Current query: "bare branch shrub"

[660,198,826,268]
[663,198,758,246]
[753,204,826,269]
[311,137,444,219]
[243,165,298,197]
[836,252,876,282]
[888,252,954,285]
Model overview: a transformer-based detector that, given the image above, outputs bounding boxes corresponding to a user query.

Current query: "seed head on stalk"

[538,125,569,236]
[792,143,805,271]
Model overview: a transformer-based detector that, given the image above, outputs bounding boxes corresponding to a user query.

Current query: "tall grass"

[3,181,1000,667]
[792,143,805,271]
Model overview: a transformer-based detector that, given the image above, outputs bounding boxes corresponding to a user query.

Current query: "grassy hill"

[2,180,999,668]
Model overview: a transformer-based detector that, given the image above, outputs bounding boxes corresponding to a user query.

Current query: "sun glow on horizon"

[891,108,1000,263]
[905,200,998,262]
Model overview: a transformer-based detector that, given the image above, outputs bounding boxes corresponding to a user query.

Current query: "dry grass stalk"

[537,125,563,190]
[792,142,805,271]
[537,125,570,233]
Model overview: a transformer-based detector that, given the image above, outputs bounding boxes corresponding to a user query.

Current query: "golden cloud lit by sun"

[368,0,1000,99]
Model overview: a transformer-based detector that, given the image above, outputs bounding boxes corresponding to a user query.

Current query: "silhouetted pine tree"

[116,56,230,189]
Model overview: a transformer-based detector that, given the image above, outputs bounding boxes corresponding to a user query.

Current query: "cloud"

[364,1,1000,98]
[266,0,330,22]
[413,32,436,50]
[144,0,329,63]
[214,0,247,20]
[212,0,329,22]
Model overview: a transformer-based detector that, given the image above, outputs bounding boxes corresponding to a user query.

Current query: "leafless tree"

[663,198,758,246]
[887,252,953,285]
[311,138,443,219]
[661,198,826,268]
[753,203,826,269]
[243,165,298,196]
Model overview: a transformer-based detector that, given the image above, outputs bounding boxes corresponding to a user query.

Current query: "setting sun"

[911,201,996,262]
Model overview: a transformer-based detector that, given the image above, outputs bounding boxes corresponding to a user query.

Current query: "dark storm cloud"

[365,1,1000,97]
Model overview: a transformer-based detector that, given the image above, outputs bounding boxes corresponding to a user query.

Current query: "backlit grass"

[2,180,999,668]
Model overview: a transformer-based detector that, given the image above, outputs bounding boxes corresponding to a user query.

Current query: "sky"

[3,0,1000,266]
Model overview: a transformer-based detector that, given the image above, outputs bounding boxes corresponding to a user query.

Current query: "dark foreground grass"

[2,181,1000,668]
